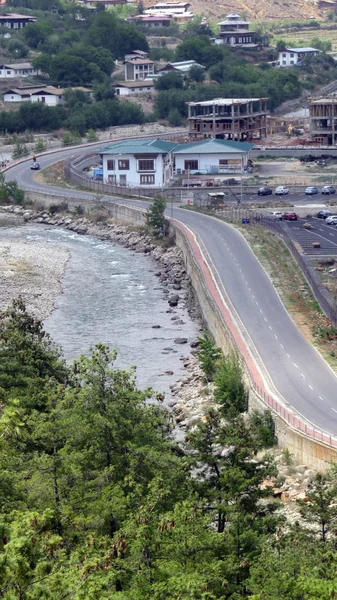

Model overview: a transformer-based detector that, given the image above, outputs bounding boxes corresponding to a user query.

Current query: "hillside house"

[4,85,64,104]
[215,13,256,46]
[124,50,149,61]
[157,60,205,75]
[100,138,176,187]
[144,1,194,22]
[188,98,268,140]
[124,58,155,81]
[173,138,254,175]
[127,14,171,27]
[114,80,154,95]
[0,62,40,78]
[0,12,37,28]
[279,47,320,66]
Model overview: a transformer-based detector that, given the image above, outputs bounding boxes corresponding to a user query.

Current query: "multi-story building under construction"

[187,97,268,140]
[309,97,337,145]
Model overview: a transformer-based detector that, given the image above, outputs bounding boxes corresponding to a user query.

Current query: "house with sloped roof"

[100,138,177,186]
[0,62,40,78]
[279,47,320,67]
[4,85,64,105]
[114,80,154,96]
[173,138,254,175]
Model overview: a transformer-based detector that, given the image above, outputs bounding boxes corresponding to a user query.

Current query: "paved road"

[284,217,337,256]
[6,151,337,435]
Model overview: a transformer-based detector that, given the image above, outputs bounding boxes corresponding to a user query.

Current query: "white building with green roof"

[100,139,177,187]
[173,138,254,176]
[99,137,254,187]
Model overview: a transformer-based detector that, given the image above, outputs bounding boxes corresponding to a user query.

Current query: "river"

[1,222,198,399]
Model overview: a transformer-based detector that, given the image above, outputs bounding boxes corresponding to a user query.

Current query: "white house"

[173,138,254,175]
[100,138,177,187]
[279,47,320,67]
[114,80,154,95]
[0,62,40,78]
[144,1,194,22]
[4,85,64,104]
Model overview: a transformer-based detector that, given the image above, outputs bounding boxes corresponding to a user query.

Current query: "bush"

[249,409,277,448]
[214,352,249,418]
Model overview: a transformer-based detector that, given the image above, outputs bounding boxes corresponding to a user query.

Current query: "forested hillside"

[0,298,337,599]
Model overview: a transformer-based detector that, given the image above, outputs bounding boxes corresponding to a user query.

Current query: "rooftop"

[100,138,177,155]
[285,47,319,53]
[188,97,267,107]
[174,138,254,154]
[4,62,35,69]
[0,12,37,18]
[114,80,154,88]
[125,58,154,65]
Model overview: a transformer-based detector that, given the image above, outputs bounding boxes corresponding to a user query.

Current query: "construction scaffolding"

[309,96,337,146]
[187,97,268,140]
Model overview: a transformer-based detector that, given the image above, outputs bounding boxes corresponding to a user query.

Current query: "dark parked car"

[30,162,40,170]
[317,210,332,219]
[283,212,298,221]
[321,185,336,195]
[257,186,272,196]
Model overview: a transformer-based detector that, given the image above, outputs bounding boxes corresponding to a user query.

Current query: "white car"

[275,186,289,195]
[269,211,283,220]
[325,215,337,225]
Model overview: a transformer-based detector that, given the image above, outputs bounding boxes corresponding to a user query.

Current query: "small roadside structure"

[279,47,320,67]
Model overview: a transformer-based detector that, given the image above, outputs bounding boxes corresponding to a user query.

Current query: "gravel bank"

[0,214,69,320]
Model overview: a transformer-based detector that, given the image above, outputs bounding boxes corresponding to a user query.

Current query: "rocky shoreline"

[1,204,208,428]
[0,205,320,521]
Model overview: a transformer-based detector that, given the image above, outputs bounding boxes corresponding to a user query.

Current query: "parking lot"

[283,216,337,256]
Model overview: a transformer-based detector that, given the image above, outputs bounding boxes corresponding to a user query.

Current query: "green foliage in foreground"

[1,299,337,598]
[145,195,167,238]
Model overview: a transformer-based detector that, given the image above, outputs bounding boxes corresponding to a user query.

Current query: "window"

[118,159,130,170]
[138,159,154,171]
[219,159,228,165]
[290,53,294,57]
[184,160,198,170]
[107,159,115,170]
[108,174,116,183]
[140,174,155,184]
[282,53,286,57]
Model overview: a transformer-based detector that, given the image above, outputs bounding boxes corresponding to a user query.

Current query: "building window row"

[138,159,155,171]
[107,159,130,170]
[140,174,155,184]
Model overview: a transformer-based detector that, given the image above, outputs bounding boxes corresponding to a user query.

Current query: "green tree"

[214,351,249,418]
[297,472,337,542]
[145,195,167,238]
[154,71,184,91]
[167,108,182,126]
[197,330,221,382]
[188,64,206,83]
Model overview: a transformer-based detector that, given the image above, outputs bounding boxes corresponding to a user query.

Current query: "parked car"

[321,185,336,195]
[269,211,283,220]
[257,186,272,196]
[275,186,289,195]
[305,186,318,195]
[325,215,337,225]
[283,212,298,221]
[317,210,332,219]
[30,162,40,170]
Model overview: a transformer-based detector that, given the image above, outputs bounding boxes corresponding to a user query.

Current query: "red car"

[282,212,298,221]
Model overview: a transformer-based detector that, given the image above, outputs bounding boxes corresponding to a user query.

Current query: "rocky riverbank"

[0,213,69,321]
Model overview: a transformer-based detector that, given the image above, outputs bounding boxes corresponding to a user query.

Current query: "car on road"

[275,186,289,195]
[321,185,336,195]
[317,210,332,219]
[257,186,272,196]
[305,186,318,195]
[283,212,298,221]
[325,215,337,225]
[269,211,283,220]
[30,162,40,170]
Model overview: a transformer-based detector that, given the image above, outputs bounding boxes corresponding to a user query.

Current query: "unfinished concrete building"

[309,97,337,145]
[187,98,268,140]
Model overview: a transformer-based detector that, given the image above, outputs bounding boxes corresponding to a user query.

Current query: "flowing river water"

[1,221,198,400]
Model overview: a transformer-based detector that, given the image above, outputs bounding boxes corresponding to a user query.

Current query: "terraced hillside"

[144,0,322,24]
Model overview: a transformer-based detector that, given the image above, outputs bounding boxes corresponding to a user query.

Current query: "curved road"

[6,147,337,435]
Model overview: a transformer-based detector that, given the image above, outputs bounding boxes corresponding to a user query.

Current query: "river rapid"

[1,221,198,400]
